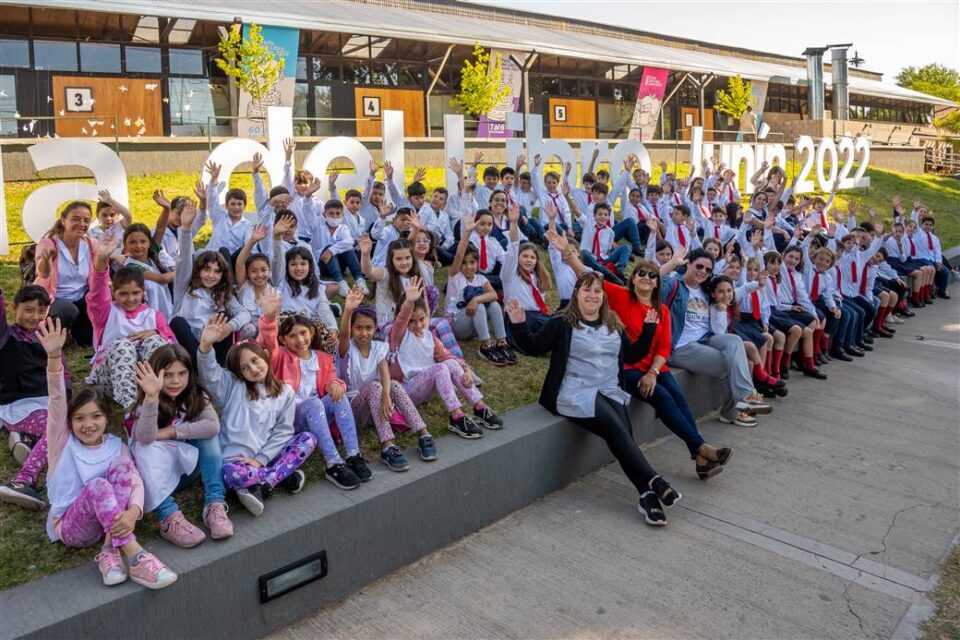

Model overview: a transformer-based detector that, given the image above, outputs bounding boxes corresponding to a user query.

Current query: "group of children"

[0,146,952,587]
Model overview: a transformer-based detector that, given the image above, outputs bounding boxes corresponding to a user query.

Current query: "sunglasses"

[634,269,659,279]
[692,263,713,273]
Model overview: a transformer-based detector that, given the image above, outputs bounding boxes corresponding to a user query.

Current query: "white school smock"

[556,323,630,418]
[46,434,123,541]
[129,416,199,513]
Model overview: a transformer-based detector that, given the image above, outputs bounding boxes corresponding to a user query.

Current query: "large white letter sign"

[302,137,374,201]
[382,110,406,204]
[443,114,465,195]
[608,139,651,193]
[524,114,577,188]
[203,107,292,212]
[21,139,129,242]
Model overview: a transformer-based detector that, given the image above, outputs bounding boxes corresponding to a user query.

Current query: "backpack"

[19,243,37,287]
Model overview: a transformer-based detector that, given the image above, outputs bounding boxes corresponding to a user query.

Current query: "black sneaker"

[418,435,438,461]
[637,491,666,526]
[345,454,373,482]
[498,345,518,365]
[0,480,46,510]
[473,405,504,429]
[448,414,483,439]
[279,470,306,493]
[477,345,506,366]
[325,463,361,490]
[236,484,266,516]
[380,446,411,472]
[649,475,681,508]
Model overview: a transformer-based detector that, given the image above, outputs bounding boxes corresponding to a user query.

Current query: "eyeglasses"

[634,270,659,279]
[692,263,713,273]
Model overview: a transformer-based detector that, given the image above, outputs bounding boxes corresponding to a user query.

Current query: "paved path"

[270,292,959,640]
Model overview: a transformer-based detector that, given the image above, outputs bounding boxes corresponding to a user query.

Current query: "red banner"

[629,67,669,142]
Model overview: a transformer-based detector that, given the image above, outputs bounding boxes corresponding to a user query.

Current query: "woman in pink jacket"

[34,201,99,347]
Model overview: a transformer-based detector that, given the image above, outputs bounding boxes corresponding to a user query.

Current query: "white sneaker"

[356,277,370,297]
[337,280,350,298]
[888,315,905,324]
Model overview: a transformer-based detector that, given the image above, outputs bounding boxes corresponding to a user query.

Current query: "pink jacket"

[34,235,99,301]
[86,266,176,354]
[258,315,344,397]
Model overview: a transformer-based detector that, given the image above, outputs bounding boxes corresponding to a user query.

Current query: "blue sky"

[471,0,960,82]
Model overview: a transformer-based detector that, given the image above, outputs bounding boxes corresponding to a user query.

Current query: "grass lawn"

[0,162,957,591]
[923,546,960,639]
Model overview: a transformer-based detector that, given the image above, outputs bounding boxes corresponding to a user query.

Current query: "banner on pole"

[238,24,300,137]
[629,67,669,142]
[477,49,523,138]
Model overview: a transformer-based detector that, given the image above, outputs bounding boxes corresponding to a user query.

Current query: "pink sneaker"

[159,510,206,548]
[95,548,127,586]
[203,501,234,540]
[128,552,177,589]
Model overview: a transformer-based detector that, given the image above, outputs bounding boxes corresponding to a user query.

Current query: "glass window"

[125,46,161,73]
[0,74,16,136]
[296,56,307,80]
[313,85,334,136]
[0,39,29,68]
[80,43,120,73]
[311,57,340,82]
[169,48,203,75]
[168,77,230,135]
[397,64,423,87]
[344,62,372,85]
[372,63,398,86]
[33,40,77,71]
[598,102,634,138]
[293,82,310,135]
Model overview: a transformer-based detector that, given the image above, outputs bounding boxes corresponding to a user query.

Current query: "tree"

[714,75,755,120]
[450,44,512,118]
[896,63,960,133]
[215,23,285,127]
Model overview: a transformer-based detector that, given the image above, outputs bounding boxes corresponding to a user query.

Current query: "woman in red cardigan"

[34,201,99,347]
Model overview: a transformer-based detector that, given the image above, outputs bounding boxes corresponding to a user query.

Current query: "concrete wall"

[1,136,925,182]
[0,370,720,640]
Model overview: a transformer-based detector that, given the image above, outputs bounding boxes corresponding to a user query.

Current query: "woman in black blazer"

[507,271,680,526]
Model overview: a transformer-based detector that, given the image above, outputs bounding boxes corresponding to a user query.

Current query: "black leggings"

[170,317,232,367]
[567,394,657,496]
[49,297,93,347]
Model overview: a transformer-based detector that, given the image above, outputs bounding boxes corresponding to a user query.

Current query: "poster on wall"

[629,67,669,142]
[750,79,770,139]
[238,24,300,137]
[477,48,523,138]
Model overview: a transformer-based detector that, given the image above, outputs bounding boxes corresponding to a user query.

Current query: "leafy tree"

[714,75,755,119]
[215,23,285,125]
[451,44,512,118]
[896,63,960,133]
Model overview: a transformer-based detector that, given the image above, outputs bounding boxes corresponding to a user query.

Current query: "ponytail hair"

[45,201,92,239]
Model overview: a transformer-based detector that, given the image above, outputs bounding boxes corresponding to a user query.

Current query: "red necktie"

[701,204,709,219]
[811,273,820,301]
[860,265,869,296]
[527,276,549,314]
[927,231,933,250]
[653,204,659,219]
[835,266,842,296]
[678,227,686,247]
[635,205,645,221]
[726,306,734,332]
[727,185,734,201]
[908,236,916,257]
[787,270,798,302]
[592,223,610,257]
[850,260,858,284]
[771,279,778,297]
[751,291,761,320]
[479,237,488,270]
[548,193,564,225]
[713,226,720,239]
[587,192,593,205]
[819,211,826,227]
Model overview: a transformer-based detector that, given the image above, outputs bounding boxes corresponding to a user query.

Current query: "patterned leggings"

[380,318,464,359]
[403,361,483,413]
[9,409,48,486]
[59,457,137,549]
[221,432,317,490]
[92,335,169,408]
[351,380,427,444]
[294,395,359,466]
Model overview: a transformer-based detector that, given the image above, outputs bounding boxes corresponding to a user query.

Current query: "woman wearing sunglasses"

[506,271,680,527]
[551,232,733,480]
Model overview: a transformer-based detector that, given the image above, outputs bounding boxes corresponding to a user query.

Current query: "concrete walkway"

[269,292,959,640]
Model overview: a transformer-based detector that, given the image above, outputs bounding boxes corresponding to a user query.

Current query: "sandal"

[696,459,724,480]
[716,448,733,466]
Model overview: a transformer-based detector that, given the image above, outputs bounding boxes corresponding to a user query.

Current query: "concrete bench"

[0,370,721,640]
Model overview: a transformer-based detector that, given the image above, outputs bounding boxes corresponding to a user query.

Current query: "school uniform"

[732,281,768,348]
[502,239,551,352]
[469,232,506,290]
[205,183,254,255]
[577,214,630,277]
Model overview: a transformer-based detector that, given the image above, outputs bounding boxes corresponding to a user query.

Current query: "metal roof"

[11,0,955,107]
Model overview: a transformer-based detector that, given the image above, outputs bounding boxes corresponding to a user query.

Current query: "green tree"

[215,23,285,126]
[896,63,960,133]
[450,44,512,118]
[714,75,754,119]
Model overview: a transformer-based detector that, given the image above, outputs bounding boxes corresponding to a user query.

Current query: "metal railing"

[0,114,120,151]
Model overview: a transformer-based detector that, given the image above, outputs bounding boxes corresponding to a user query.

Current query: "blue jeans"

[623,369,705,459]
[521,216,545,245]
[581,248,629,279]
[613,218,642,254]
[319,249,362,281]
[294,395,359,466]
[154,437,227,521]
[840,298,865,347]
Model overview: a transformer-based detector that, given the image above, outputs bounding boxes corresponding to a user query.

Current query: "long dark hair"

[45,201,92,239]
[123,223,166,271]
[386,238,422,307]
[628,258,662,319]
[188,250,234,308]
[131,345,208,428]
[285,246,320,299]
[67,388,113,426]
[706,275,740,322]
[278,314,324,351]
[562,272,622,332]
[225,342,284,401]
